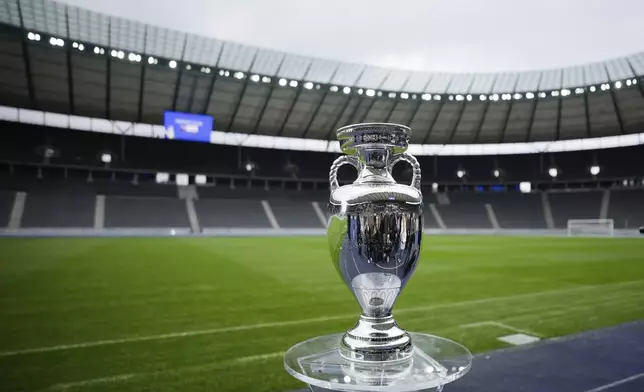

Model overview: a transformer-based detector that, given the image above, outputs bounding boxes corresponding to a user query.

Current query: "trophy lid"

[336,123,411,155]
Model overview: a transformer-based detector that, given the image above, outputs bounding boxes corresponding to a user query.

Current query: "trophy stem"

[341,314,413,362]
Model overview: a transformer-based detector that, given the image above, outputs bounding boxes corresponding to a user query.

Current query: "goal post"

[567,219,614,237]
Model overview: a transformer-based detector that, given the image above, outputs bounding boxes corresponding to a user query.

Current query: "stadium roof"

[0,0,643,146]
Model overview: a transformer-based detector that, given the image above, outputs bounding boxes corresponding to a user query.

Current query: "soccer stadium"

[1,0,643,391]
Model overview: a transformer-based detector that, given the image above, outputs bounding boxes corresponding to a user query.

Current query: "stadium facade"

[0,0,643,235]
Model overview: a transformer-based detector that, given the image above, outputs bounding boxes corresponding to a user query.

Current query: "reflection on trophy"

[285,123,472,392]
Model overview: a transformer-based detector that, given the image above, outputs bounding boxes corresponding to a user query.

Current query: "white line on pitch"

[2,279,642,358]
[584,372,644,392]
[47,351,284,390]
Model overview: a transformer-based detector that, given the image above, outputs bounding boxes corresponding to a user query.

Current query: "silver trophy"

[285,123,471,392]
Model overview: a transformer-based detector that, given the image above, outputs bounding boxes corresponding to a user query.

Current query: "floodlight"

[262,76,271,83]
[400,92,409,99]
[388,92,397,99]
[575,87,584,94]
[551,90,560,97]
[117,50,124,59]
[289,80,298,88]
[538,92,547,98]
[72,42,78,48]
[330,85,339,92]
[358,88,364,95]
[590,165,600,176]
[156,172,170,183]
[422,93,431,101]
[589,86,596,92]
[513,93,522,99]
[195,174,207,185]
[455,95,464,101]
[304,81,314,89]
[519,182,532,193]
[27,32,35,40]
[250,74,260,82]
[185,64,191,70]
[448,95,454,101]
[100,153,112,163]
[491,94,499,101]
[50,37,58,46]
[148,56,156,64]
[561,89,570,96]
[525,92,534,99]
[245,162,255,172]
[343,86,351,94]
[466,94,472,101]
[493,169,500,178]
[176,173,189,186]
[548,167,558,178]
[456,169,466,179]
[433,94,441,100]
[94,47,100,54]
[479,94,487,101]
[615,81,622,89]
[279,78,288,86]
[431,183,438,192]
[234,72,245,79]
[626,80,632,86]
[224,71,230,77]
[169,60,177,69]
[78,44,84,51]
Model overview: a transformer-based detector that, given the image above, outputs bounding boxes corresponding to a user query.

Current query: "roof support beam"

[105,19,112,118]
[137,26,148,122]
[499,78,521,143]
[404,77,434,126]
[202,48,226,115]
[472,100,491,143]
[16,2,36,109]
[276,61,314,136]
[624,59,644,101]
[524,73,543,142]
[603,65,625,135]
[171,36,189,111]
[186,72,199,112]
[300,65,341,138]
[447,79,476,143]
[384,73,413,124]
[226,50,260,132]
[64,9,75,115]
[250,56,287,135]
[422,79,453,144]
[555,72,564,140]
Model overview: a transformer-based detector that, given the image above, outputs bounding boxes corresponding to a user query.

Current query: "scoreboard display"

[163,111,213,143]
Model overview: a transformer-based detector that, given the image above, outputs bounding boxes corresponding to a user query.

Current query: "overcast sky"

[63,0,644,73]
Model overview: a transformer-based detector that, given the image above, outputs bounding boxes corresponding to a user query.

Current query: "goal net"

[567,219,614,237]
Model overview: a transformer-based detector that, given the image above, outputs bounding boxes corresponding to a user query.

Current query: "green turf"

[1,236,643,391]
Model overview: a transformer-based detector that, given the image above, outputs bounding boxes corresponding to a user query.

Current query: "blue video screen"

[163,111,213,143]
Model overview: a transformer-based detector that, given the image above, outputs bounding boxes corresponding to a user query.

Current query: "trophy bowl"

[284,123,472,392]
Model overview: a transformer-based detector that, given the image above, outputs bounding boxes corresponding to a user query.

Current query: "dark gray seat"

[0,191,14,227]
[549,191,603,228]
[269,200,322,228]
[195,199,271,228]
[105,196,189,228]
[22,192,95,228]
[608,189,644,229]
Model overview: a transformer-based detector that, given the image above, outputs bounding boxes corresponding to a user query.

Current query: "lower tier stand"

[284,332,472,392]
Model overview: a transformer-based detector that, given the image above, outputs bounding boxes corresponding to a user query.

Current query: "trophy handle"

[389,153,421,190]
[329,156,360,191]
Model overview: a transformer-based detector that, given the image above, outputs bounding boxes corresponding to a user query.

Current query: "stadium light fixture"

[117,50,124,59]
[600,83,610,91]
[519,182,532,193]
[561,89,571,96]
[466,94,472,101]
[168,60,177,69]
[72,42,78,48]
[49,37,57,46]
[78,44,84,51]
[304,81,314,89]
[100,153,112,164]
[490,94,499,101]
[421,93,431,101]
[148,56,158,65]
[94,47,100,54]
[315,84,321,89]
[590,165,600,176]
[551,90,560,97]
[250,74,260,82]
[234,71,245,79]
[357,88,364,95]
[245,162,256,172]
[479,94,487,101]
[575,87,584,94]
[185,64,191,70]
[156,172,170,183]
[279,78,288,86]
[400,92,409,99]
[289,80,298,87]
[110,49,118,57]
[626,80,632,87]
[412,94,417,99]
[377,91,383,97]
[633,78,638,85]
[614,81,622,89]
[513,93,523,100]
[27,32,41,41]
[431,183,438,192]
[224,71,230,77]
[589,85,596,92]
[262,76,271,83]
[448,95,454,101]
[455,94,464,101]
[343,86,351,94]
[526,92,535,99]
[388,92,397,99]
[456,169,466,179]
[176,174,189,186]
[548,167,558,178]
[493,169,500,178]
[330,85,339,92]
[201,67,211,74]
[433,94,441,100]
[195,174,207,185]
[218,69,225,76]
[538,92,547,98]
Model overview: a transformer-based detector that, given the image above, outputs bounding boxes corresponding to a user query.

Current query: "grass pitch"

[1,236,643,391]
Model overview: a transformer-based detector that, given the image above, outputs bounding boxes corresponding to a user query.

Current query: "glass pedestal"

[284,332,472,392]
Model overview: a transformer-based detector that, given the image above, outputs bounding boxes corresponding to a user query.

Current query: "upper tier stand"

[284,332,472,392]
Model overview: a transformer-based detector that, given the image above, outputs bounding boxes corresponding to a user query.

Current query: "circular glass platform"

[284,332,472,392]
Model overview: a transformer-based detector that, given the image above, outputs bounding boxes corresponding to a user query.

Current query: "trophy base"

[284,332,472,392]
